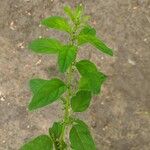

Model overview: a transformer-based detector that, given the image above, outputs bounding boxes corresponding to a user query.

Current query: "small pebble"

[91,121,97,128]
[135,51,139,55]
[2,140,6,143]
[1,97,5,102]
[128,59,136,65]
[102,126,108,131]
[17,42,24,49]
[24,64,29,68]
[25,11,31,16]
[133,6,138,10]
[10,21,16,30]
[36,59,42,65]
[101,56,104,60]
[101,101,104,105]
[102,127,106,131]
[92,20,97,25]
[0,92,5,102]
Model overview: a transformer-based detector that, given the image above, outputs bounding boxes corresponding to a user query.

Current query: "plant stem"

[59,23,78,150]
[59,66,73,150]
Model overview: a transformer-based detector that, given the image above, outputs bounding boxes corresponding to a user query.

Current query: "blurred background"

[0,0,150,149]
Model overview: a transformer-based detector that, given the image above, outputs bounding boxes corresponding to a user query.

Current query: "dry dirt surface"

[0,0,150,150]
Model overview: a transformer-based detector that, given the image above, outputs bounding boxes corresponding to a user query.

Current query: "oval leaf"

[58,45,77,73]
[79,72,107,94]
[71,90,92,112]
[76,60,98,76]
[20,135,53,150]
[28,38,62,54]
[70,120,96,150]
[41,16,71,33]
[29,78,67,111]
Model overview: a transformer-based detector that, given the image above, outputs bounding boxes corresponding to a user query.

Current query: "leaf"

[58,45,77,73]
[20,135,53,150]
[71,90,92,112]
[41,16,71,33]
[49,122,65,150]
[79,26,96,36]
[28,38,62,54]
[82,15,90,24]
[64,5,84,23]
[76,60,98,76]
[74,4,84,20]
[70,120,96,150]
[29,78,67,111]
[49,122,63,139]
[78,29,113,56]
[64,6,75,22]
[79,72,107,94]
[76,60,107,94]
[30,79,48,94]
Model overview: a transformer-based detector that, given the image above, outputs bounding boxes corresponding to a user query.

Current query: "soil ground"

[0,0,150,150]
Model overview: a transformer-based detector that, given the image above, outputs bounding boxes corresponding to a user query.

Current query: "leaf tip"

[28,102,35,112]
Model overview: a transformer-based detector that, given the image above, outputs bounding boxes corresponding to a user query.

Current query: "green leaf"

[49,122,63,139]
[64,6,75,22]
[30,79,48,94]
[58,45,77,73]
[76,60,98,76]
[29,78,67,111]
[49,122,65,150]
[71,90,92,112]
[28,38,62,54]
[70,120,96,150]
[41,16,71,33]
[76,60,107,94]
[74,4,84,20]
[79,72,107,94]
[79,26,96,36]
[82,15,90,24]
[78,29,113,56]
[64,5,84,24]
[20,135,53,150]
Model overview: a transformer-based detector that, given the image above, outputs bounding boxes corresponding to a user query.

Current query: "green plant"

[20,4,113,150]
